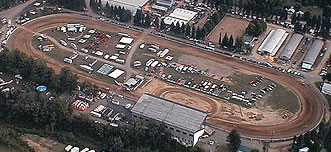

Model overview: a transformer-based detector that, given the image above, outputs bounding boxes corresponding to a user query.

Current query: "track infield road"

[7,13,325,139]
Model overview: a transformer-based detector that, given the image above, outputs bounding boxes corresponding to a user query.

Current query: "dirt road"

[7,13,325,139]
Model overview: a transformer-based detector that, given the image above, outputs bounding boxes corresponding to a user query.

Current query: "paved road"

[0,0,36,41]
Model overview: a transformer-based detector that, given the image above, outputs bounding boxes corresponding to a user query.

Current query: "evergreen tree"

[185,25,191,37]
[144,14,151,27]
[235,36,245,51]
[222,33,229,47]
[228,35,234,49]
[219,32,222,45]
[191,26,196,38]
[227,129,241,152]
[160,19,166,30]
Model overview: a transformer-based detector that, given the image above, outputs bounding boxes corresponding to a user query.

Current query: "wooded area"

[0,50,202,152]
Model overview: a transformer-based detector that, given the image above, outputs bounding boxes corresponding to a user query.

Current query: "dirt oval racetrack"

[7,13,325,139]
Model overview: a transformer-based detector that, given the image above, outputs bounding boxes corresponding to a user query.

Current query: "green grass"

[229,73,300,113]
[266,83,300,113]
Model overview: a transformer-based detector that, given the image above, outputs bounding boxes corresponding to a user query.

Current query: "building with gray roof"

[258,29,288,56]
[301,38,324,70]
[279,33,303,61]
[131,94,208,147]
[102,0,150,15]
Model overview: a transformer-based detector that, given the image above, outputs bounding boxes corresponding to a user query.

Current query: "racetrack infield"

[7,13,324,139]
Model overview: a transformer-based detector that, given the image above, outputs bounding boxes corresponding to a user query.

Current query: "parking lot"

[72,90,135,127]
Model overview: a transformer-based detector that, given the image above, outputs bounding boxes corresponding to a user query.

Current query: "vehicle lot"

[72,90,134,127]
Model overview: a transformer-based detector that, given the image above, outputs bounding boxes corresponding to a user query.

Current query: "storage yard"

[6,13,326,139]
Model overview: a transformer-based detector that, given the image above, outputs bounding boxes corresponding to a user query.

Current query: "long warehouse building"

[258,29,288,56]
[301,38,324,70]
[279,33,303,61]
[101,0,149,15]
[131,94,208,147]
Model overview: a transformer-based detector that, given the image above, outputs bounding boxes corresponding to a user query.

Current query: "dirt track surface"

[7,14,324,139]
[207,15,249,43]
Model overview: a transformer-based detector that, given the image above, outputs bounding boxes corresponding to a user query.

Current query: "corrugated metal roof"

[104,0,149,14]
[258,29,288,56]
[302,39,324,67]
[279,33,303,60]
[131,94,207,132]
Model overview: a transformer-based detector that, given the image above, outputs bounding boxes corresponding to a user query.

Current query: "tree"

[322,73,331,82]
[323,5,331,17]
[222,33,229,47]
[144,14,151,27]
[235,36,245,51]
[227,129,241,152]
[251,149,259,152]
[246,19,267,37]
[191,26,196,38]
[58,67,78,93]
[185,24,191,37]
[219,32,222,45]
[160,19,166,30]
[228,35,234,49]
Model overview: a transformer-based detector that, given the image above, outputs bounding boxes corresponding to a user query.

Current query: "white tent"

[108,69,125,79]
[119,37,134,44]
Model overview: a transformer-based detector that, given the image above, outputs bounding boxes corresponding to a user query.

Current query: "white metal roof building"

[258,29,288,56]
[131,94,207,147]
[108,69,125,79]
[164,16,188,26]
[301,39,324,70]
[119,37,134,44]
[322,83,331,95]
[279,33,303,61]
[163,8,198,26]
[102,0,149,15]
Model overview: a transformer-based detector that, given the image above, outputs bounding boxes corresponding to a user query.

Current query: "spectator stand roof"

[131,94,208,133]
[108,69,125,79]
[258,29,288,56]
[301,38,324,69]
[279,33,303,61]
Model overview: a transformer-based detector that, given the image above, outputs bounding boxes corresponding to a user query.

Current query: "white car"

[125,104,131,109]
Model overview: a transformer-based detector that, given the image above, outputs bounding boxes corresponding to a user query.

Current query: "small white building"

[322,82,331,95]
[119,37,134,44]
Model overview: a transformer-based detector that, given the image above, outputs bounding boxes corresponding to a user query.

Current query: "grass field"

[229,73,299,113]
[267,83,299,113]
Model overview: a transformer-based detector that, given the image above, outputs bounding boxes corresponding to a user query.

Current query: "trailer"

[90,111,101,118]
[146,58,155,67]
[151,60,159,68]
[159,49,169,58]
[79,65,93,73]
[64,58,73,64]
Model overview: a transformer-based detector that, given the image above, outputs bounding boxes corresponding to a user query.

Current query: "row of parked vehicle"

[227,54,305,78]
[160,73,228,97]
